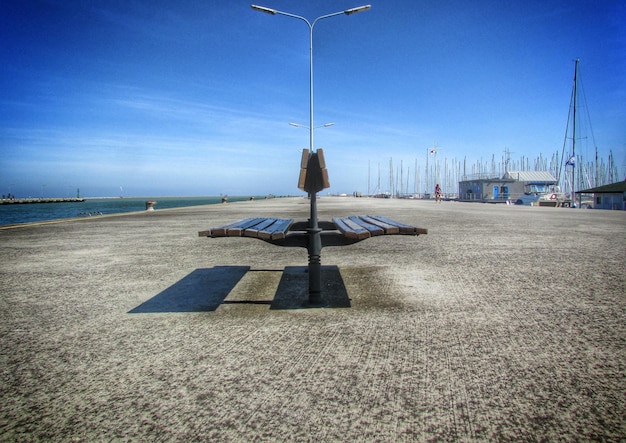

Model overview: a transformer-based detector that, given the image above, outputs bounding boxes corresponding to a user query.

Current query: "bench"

[199,149,427,306]
[199,215,427,247]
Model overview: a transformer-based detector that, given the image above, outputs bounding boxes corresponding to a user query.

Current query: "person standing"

[435,183,442,203]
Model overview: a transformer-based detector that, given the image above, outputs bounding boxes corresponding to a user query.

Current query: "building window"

[596,196,602,205]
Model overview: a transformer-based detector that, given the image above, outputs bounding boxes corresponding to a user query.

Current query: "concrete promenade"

[1,197,624,441]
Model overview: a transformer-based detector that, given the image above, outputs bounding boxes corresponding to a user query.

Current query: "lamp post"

[252,4,370,305]
[252,4,369,152]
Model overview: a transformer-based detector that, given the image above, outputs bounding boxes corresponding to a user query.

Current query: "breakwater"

[0,198,85,205]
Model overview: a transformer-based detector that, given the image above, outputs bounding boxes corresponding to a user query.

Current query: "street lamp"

[252,4,370,304]
[251,4,370,154]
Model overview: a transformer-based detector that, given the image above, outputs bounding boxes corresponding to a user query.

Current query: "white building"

[459,171,559,204]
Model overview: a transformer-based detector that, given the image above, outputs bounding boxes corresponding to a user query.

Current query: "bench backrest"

[298,149,330,194]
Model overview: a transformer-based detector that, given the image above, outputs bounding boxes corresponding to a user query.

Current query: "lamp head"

[251,5,276,15]
[344,5,371,15]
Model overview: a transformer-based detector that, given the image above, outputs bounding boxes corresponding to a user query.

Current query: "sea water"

[0,196,265,226]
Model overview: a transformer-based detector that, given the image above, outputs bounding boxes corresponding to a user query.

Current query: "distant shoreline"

[0,197,85,205]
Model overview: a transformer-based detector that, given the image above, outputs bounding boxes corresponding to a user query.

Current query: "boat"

[502,170,572,206]
[516,184,570,207]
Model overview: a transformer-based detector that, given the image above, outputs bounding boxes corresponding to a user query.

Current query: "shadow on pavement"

[128,266,250,313]
[128,265,350,313]
[271,266,351,309]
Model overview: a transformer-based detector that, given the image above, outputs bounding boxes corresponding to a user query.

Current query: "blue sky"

[1,0,624,197]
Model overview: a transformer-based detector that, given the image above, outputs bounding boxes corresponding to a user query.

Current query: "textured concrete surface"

[1,197,625,441]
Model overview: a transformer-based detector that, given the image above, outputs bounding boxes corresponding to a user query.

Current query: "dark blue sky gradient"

[1,0,624,197]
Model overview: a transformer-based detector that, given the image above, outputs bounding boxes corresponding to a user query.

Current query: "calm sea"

[0,196,264,226]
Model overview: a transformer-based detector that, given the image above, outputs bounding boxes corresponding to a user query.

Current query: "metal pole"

[307,16,322,305]
[309,24,314,154]
[572,59,579,205]
[252,4,370,305]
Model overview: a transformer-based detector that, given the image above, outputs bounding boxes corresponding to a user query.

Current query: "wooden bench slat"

[348,215,385,236]
[244,218,280,238]
[332,217,371,240]
[208,218,250,237]
[357,215,399,235]
[367,215,414,234]
[253,218,293,240]
[367,215,428,235]
[267,218,294,240]
[201,217,264,237]
[200,217,294,240]
[225,218,269,236]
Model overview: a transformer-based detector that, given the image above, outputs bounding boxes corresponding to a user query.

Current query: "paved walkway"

[1,197,624,441]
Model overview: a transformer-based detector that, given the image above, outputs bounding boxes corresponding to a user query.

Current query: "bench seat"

[199,215,426,246]
[332,215,427,239]
[198,217,294,240]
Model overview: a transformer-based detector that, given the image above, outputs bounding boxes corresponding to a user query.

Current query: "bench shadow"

[128,266,250,313]
[270,266,351,310]
[128,265,350,313]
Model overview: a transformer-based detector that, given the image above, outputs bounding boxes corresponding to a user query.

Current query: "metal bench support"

[307,193,323,305]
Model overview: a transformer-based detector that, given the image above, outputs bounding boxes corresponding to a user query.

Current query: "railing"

[460,174,501,181]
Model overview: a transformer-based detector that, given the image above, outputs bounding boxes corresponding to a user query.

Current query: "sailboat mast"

[414,158,418,195]
[368,160,370,196]
[571,59,579,203]
[425,149,429,197]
